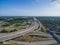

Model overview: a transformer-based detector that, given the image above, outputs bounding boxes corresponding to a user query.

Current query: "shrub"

[1,29,8,33]
[10,29,17,32]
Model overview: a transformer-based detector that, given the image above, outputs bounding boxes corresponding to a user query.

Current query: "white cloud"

[51,0,60,8]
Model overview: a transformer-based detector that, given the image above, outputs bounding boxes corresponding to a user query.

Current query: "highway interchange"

[0,18,40,42]
[0,18,60,44]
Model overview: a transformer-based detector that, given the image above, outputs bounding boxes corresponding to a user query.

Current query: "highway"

[4,40,57,45]
[0,17,60,44]
[36,18,60,43]
[0,18,40,42]
[33,18,60,43]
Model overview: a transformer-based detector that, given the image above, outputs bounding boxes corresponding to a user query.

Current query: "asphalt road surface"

[0,18,40,42]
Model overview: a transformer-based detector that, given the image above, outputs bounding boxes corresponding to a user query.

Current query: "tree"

[10,29,17,32]
[1,29,8,33]
[2,23,10,27]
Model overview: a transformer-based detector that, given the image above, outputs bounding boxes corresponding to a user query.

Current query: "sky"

[0,0,60,16]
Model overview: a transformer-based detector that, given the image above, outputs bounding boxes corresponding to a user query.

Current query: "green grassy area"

[0,17,33,33]
[0,17,33,27]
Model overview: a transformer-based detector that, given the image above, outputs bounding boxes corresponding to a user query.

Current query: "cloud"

[51,0,60,8]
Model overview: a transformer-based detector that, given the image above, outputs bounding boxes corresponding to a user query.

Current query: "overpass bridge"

[33,18,60,43]
[0,17,60,44]
[0,18,40,42]
[36,18,60,44]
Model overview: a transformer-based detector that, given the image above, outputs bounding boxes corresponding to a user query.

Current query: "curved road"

[0,18,40,42]
[0,17,60,44]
